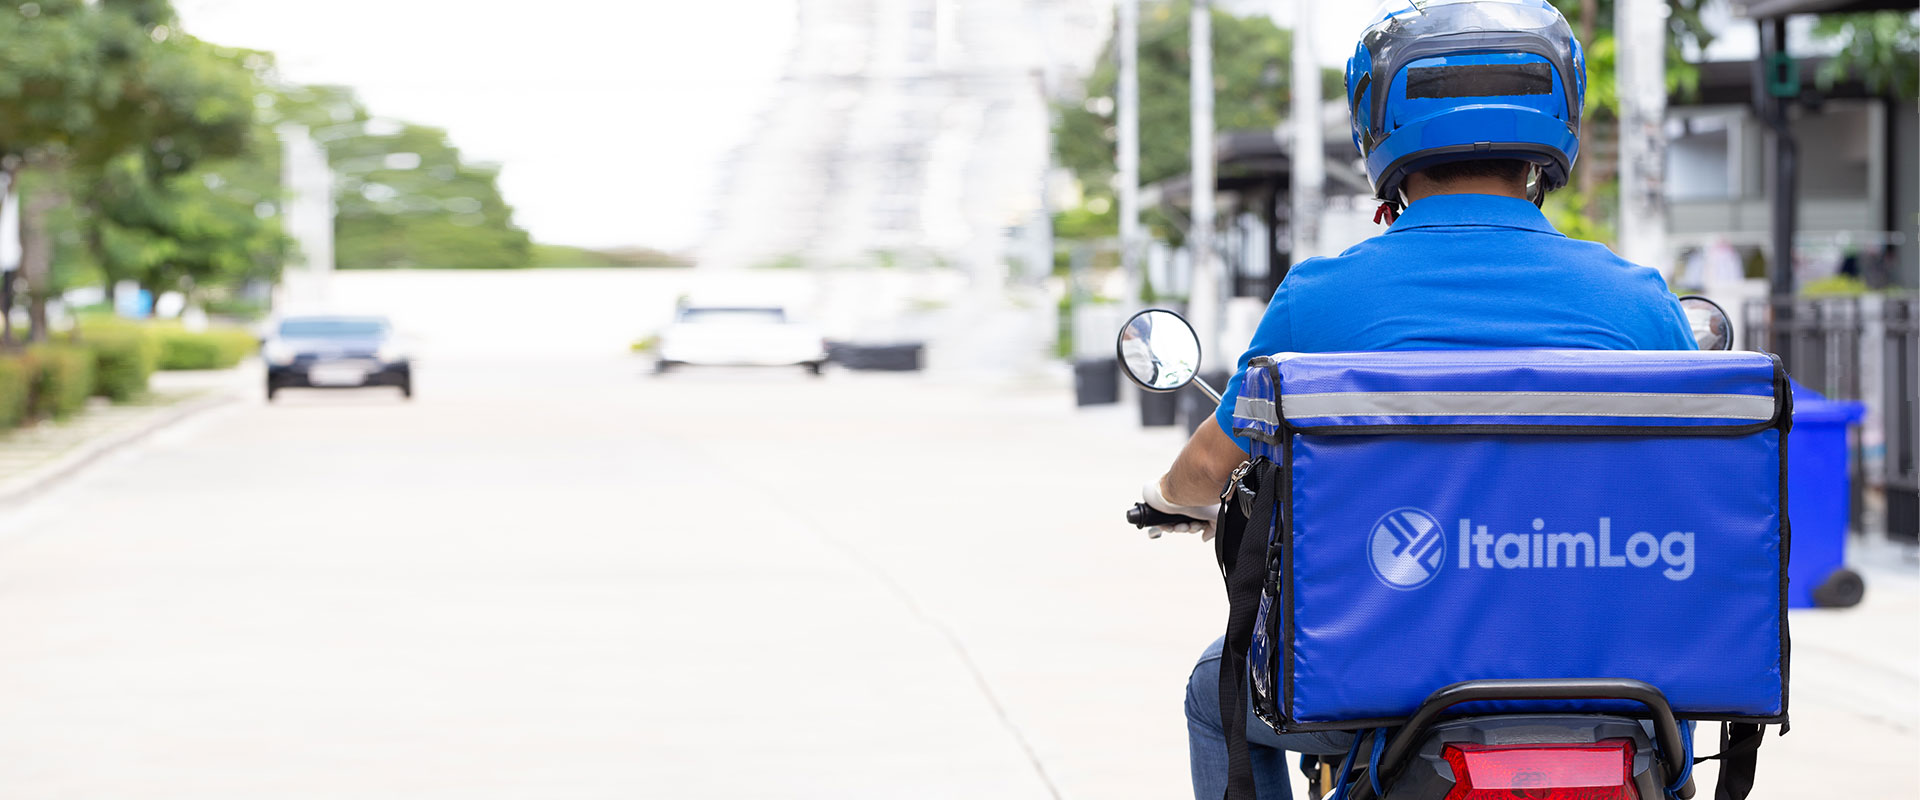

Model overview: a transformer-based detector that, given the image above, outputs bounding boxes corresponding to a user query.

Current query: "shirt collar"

[1387,194,1563,236]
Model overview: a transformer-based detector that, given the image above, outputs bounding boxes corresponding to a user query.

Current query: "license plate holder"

[308,361,371,387]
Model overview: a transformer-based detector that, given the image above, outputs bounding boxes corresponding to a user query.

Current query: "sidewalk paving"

[0,366,254,503]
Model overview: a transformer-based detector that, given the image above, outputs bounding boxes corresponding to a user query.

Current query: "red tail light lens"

[1441,739,1638,800]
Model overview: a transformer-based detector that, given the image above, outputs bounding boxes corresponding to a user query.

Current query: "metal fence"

[1744,294,1920,543]
[1884,297,1919,543]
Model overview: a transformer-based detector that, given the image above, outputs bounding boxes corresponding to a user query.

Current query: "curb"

[0,391,240,507]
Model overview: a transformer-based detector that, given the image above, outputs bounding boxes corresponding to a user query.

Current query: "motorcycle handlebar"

[1126,503,1201,529]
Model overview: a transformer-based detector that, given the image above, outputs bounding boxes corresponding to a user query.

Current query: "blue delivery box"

[1229,350,1791,731]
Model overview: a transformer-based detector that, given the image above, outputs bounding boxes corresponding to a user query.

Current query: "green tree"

[70,37,280,311]
[272,85,531,269]
[1053,1,1341,239]
[1813,12,1920,99]
[0,0,158,341]
[84,129,289,310]
[0,0,272,338]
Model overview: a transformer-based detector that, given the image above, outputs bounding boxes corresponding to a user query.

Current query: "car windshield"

[678,308,786,325]
[279,318,389,339]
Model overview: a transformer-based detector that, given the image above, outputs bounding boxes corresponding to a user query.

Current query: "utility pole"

[1117,0,1142,303]
[1754,16,1798,355]
[1188,0,1220,356]
[1756,18,1797,301]
[1615,0,1669,272]
[1289,0,1324,271]
[277,124,336,312]
[1577,0,1599,226]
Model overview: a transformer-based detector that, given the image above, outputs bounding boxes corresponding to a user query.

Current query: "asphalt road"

[0,354,1913,798]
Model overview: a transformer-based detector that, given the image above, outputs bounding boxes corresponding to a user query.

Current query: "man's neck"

[1401,176,1529,205]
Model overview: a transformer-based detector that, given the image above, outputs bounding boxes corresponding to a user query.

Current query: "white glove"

[1143,478,1217,541]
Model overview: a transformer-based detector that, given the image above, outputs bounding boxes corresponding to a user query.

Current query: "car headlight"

[263,341,296,366]
[377,342,407,363]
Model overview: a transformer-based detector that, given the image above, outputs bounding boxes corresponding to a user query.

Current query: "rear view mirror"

[1678,296,1734,352]
[1117,309,1202,392]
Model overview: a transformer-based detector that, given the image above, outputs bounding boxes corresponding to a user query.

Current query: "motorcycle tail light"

[1441,738,1637,800]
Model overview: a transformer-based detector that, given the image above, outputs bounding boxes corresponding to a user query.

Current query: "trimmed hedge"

[0,316,258,433]
[28,345,94,421]
[0,356,30,430]
[85,327,159,403]
[155,326,257,371]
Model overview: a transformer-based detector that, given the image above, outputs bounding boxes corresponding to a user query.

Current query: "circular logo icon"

[1369,508,1446,590]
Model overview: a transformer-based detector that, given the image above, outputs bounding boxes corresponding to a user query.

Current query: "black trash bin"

[828,342,925,371]
[1139,387,1179,427]
[1074,358,1120,406]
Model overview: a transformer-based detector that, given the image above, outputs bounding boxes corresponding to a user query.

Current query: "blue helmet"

[1346,0,1585,206]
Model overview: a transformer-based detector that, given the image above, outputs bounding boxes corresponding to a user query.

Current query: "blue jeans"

[1186,636,1355,800]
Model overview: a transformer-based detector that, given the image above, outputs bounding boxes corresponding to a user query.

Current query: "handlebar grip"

[1127,503,1195,529]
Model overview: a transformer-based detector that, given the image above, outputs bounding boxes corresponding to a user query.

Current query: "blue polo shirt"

[1214,193,1696,450]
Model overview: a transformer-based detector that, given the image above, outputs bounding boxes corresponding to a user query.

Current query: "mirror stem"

[1192,378,1222,405]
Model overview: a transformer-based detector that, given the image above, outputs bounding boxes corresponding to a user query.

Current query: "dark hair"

[1415,159,1532,186]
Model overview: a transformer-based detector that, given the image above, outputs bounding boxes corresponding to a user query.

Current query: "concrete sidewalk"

[0,366,254,504]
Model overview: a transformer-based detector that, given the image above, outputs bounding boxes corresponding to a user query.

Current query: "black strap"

[1712,722,1765,800]
[1216,459,1277,800]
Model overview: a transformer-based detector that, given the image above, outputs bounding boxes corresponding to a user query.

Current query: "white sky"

[1250,1,1385,65]
[175,1,1787,251]
[174,0,798,251]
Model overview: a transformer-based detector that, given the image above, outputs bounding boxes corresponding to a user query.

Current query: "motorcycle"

[1116,299,1740,800]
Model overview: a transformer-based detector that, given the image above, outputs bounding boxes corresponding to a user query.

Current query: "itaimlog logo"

[1367,509,1698,590]
[1368,508,1446,590]
[1455,517,1696,581]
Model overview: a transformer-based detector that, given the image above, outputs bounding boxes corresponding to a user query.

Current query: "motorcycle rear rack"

[1347,677,1692,800]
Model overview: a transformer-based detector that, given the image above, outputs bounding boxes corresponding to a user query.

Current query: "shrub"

[85,326,158,403]
[154,326,257,371]
[201,297,269,322]
[0,356,30,429]
[1800,275,1870,297]
[28,345,94,421]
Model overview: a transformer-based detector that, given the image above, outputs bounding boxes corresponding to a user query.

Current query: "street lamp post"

[1289,0,1324,269]
[1616,0,1670,274]
[1118,0,1142,303]
[1188,0,1220,359]
[276,124,335,313]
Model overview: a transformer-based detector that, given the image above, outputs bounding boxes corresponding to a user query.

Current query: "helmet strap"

[1527,164,1547,209]
[1374,187,1412,225]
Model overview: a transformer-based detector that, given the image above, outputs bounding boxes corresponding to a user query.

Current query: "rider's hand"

[1143,478,1217,541]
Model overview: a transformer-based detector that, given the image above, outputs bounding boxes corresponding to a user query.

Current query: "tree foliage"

[1813,12,1920,100]
[1053,0,1342,236]
[1549,0,1718,105]
[0,0,548,349]
[72,38,285,308]
[530,243,691,269]
[0,0,151,339]
[272,85,531,269]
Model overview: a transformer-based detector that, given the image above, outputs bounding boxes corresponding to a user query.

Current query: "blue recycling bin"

[1787,381,1867,608]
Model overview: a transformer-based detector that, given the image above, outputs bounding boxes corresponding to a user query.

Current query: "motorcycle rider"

[1120,314,1165,387]
[1139,2,1699,797]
